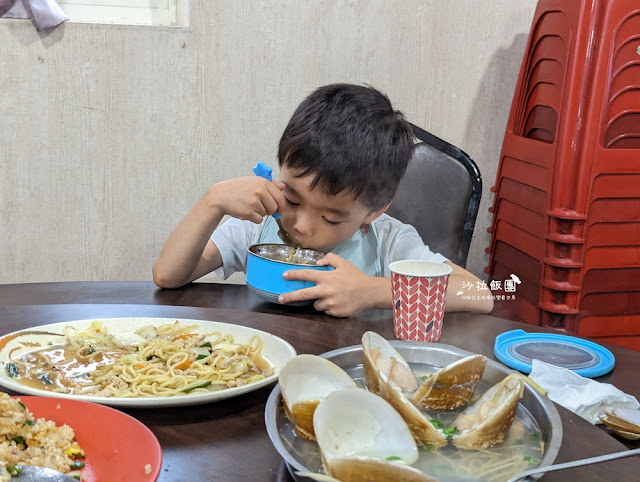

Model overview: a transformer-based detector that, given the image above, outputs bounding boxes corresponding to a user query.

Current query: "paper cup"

[389,260,453,342]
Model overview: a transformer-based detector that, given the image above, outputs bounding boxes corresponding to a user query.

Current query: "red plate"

[13,396,162,482]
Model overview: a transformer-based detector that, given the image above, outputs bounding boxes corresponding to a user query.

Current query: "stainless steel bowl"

[246,244,331,306]
[248,244,327,266]
[265,341,562,481]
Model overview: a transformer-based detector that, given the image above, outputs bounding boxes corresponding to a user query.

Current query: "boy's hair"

[278,83,415,212]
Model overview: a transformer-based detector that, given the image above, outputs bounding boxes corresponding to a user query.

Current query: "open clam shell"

[600,426,640,441]
[601,407,640,434]
[452,374,524,450]
[279,354,356,440]
[377,363,447,447]
[411,354,487,411]
[313,388,436,482]
[325,456,437,482]
[362,331,417,395]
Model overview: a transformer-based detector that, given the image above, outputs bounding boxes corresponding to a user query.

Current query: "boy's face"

[278,166,386,252]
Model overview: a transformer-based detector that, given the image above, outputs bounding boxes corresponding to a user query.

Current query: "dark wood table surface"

[1,281,639,482]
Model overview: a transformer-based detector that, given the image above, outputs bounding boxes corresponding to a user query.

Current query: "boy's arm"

[346,262,493,314]
[152,194,225,288]
[279,257,493,316]
[443,262,494,313]
[153,176,286,288]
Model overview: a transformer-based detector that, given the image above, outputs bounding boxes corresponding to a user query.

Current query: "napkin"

[2,0,68,31]
[528,359,640,424]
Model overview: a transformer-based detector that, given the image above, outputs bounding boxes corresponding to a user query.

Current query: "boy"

[153,84,493,317]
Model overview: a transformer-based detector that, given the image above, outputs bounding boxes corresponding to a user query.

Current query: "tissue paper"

[529,359,639,424]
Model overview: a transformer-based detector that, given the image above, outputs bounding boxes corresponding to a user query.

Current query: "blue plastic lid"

[494,329,615,378]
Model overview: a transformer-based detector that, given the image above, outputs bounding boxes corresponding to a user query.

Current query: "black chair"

[386,123,482,268]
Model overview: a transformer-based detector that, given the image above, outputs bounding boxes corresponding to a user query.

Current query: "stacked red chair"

[486,0,640,350]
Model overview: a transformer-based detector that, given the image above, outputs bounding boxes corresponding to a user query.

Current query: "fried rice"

[0,393,85,481]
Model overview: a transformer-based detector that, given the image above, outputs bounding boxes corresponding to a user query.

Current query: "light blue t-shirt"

[210,213,447,280]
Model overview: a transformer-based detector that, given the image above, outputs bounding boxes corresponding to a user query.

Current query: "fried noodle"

[10,321,273,398]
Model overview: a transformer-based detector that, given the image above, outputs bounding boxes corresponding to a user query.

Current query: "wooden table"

[1,282,639,481]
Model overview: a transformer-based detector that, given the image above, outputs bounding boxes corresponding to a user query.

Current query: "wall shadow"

[462,33,529,278]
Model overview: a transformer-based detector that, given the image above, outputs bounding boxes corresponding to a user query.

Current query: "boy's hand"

[207,176,286,223]
[278,253,389,317]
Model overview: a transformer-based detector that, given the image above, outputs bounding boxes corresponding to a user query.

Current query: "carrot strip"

[174,359,191,370]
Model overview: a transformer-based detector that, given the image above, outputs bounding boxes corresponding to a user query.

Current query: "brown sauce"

[11,344,133,394]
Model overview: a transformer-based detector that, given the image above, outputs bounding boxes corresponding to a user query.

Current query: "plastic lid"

[494,329,615,378]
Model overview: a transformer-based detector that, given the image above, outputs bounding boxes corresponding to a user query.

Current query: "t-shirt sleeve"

[210,218,264,280]
[375,215,449,277]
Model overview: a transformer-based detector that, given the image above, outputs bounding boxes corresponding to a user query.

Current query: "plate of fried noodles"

[0,318,296,408]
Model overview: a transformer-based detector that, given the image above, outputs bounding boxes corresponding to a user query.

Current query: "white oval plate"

[0,317,296,408]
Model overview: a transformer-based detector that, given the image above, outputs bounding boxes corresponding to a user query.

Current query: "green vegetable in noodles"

[6,362,20,378]
[182,381,212,393]
[38,372,53,384]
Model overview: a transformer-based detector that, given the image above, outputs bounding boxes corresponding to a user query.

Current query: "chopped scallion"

[429,418,443,429]
[442,426,457,439]
[12,436,25,445]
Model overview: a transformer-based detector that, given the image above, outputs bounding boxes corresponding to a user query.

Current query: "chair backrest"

[385,123,482,268]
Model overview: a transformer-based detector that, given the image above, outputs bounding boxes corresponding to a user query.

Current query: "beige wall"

[0,0,537,284]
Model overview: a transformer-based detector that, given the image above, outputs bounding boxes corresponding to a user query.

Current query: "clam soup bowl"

[246,243,332,305]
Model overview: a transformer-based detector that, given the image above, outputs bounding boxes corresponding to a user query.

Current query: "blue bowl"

[246,244,332,305]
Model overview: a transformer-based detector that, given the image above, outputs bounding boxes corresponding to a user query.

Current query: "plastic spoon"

[252,162,302,249]
[506,447,640,482]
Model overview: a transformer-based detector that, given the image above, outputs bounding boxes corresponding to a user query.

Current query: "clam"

[313,387,437,482]
[362,331,486,411]
[279,354,356,440]
[377,362,447,447]
[600,407,640,439]
[452,374,525,450]
[412,354,487,410]
[362,331,417,394]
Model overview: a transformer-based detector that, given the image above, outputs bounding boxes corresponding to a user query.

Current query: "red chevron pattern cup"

[389,260,453,342]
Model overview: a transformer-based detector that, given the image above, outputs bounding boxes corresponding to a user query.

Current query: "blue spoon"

[253,162,302,249]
